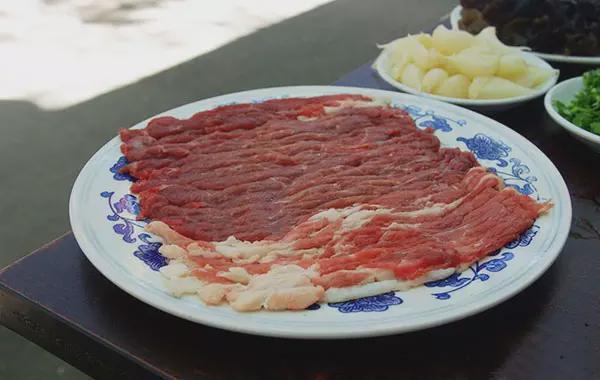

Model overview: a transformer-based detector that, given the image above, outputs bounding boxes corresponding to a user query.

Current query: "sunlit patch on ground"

[0,0,332,110]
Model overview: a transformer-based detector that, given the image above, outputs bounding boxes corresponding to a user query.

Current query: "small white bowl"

[544,76,600,152]
[374,49,559,113]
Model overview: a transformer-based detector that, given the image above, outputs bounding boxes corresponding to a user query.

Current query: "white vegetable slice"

[416,33,433,48]
[434,74,470,98]
[400,63,425,91]
[389,47,410,81]
[431,25,475,55]
[529,66,558,88]
[427,48,444,68]
[405,37,431,69]
[444,50,499,78]
[473,27,525,54]
[422,68,449,93]
[512,66,557,89]
[497,54,528,79]
[469,76,533,99]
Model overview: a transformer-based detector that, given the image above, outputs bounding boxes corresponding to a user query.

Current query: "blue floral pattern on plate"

[100,190,166,271]
[425,226,539,300]
[457,133,511,167]
[100,191,145,243]
[328,292,403,313]
[425,252,515,300]
[134,233,167,271]
[488,159,539,198]
[456,133,540,199]
[110,156,135,181]
[402,105,466,132]
[505,225,540,249]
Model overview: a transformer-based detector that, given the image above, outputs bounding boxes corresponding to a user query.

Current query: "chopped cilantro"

[554,69,600,136]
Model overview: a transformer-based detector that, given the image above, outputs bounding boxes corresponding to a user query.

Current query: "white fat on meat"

[218,267,251,284]
[324,267,456,303]
[308,205,363,222]
[297,115,318,122]
[197,283,244,305]
[366,268,397,281]
[159,244,187,259]
[393,198,464,219]
[226,265,324,311]
[341,207,393,230]
[298,100,384,120]
[162,275,204,297]
[376,172,504,222]
[324,280,400,303]
[259,247,323,263]
[233,254,261,265]
[214,236,290,261]
[150,207,471,310]
[186,242,220,257]
[160,263,323,310]
[323,99,386,114]
[160,262,245,304]
[308,205,393,231]
[386,222,421,229]
[145,221,192,247]
[159,261,189,278]
[151,203,442,265]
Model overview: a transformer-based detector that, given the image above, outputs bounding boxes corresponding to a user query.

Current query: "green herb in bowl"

[554,69,600,136]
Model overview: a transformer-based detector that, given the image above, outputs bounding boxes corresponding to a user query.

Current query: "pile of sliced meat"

[119,94,550,311]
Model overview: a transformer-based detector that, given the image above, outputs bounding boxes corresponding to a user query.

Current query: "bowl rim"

[374,49,559,107]
[544,76,600,144]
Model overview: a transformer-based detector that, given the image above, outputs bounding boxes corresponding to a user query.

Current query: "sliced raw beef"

[120,95,550,311]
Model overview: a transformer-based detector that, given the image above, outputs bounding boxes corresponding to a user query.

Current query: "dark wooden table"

[1,64,599,379]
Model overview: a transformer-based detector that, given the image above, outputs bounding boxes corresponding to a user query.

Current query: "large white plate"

[70,86,571,339]
[450,5,600,65]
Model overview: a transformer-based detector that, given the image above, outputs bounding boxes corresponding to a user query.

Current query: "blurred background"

[1,0,332,110]
[0,0,452,378]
